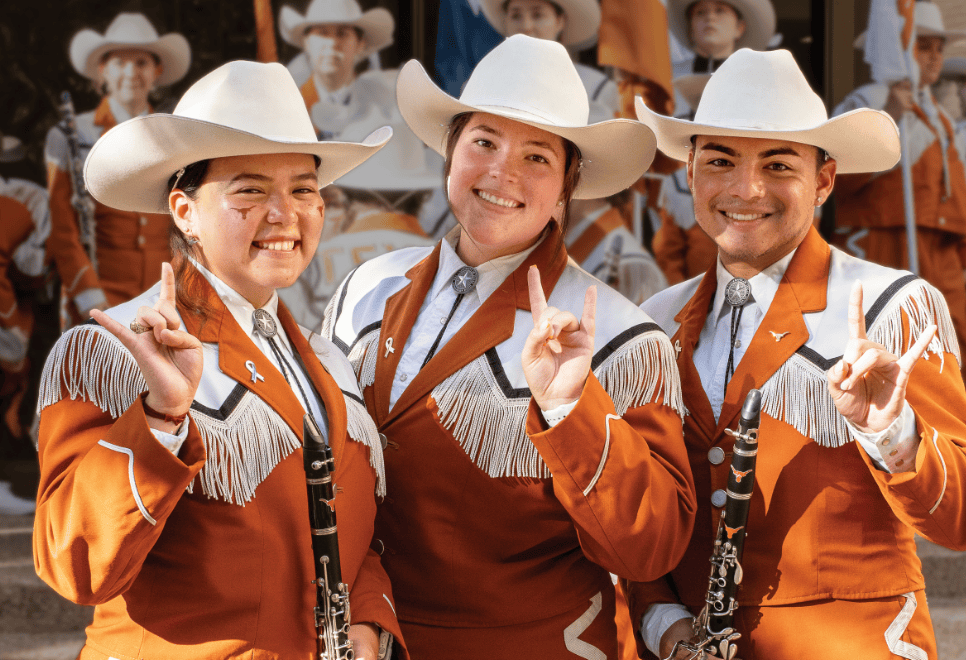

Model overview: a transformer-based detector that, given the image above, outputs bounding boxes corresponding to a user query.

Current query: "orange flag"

[254,0,279,63]
[598,0,674,119]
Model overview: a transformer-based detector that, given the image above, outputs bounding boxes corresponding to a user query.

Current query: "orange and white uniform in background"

[833,84,966,369]
[652,166,717,286]
[44,97,172,322]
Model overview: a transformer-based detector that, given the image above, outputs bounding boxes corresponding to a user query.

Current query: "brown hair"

[501,0,565,15]
[166,159,216,323]
[442,112,582,251]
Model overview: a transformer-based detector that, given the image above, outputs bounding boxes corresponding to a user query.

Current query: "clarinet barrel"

[303,414,353,660]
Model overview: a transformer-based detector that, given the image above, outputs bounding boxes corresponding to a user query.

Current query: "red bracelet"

[142,393,188,426]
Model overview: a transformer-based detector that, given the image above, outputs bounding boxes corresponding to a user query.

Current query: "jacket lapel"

[715,227,830,434]
[673,262,718,444]
[381,225,568,427]
[179,266,308,438]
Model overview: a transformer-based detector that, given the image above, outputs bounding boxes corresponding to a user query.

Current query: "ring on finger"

[130,320,150,334]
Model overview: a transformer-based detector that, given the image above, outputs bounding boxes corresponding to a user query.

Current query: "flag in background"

[434,0,503,97]
[863,0,918,87]
[598,0,674,118]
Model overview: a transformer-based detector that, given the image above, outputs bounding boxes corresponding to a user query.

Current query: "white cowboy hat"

[335,108,444,191]
[397,34,656,200]
[635,49,900,174]
[942,56,966,79]
[279,0,394,59]
[84,60,391,214]
[478,0,601,48]
[673,73,712,111]
[69,13,191,87]
[854,1,966,49]
[668,0,776,53]
[0,134,26,164]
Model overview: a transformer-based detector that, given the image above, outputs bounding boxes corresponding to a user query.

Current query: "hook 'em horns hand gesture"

[522,265,597,412]
[91,263,203,431]
[827,281,936,434]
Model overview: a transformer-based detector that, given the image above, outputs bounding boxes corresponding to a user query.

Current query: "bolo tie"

[421,266,479,369]
[252,308,313,413]
[723,277,751,399]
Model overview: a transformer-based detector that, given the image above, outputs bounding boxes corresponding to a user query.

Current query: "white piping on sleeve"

[97,440,157,525]
[583,414,619,497]
[928,429,947,515]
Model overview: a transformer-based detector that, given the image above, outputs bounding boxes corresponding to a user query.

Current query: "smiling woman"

[32,60,410,659]
[323,34,697,660]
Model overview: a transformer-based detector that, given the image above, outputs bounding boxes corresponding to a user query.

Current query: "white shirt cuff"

[641,602,693,657]
[846,402,919,473]
[74,287,107,314]
[541,399,579,427]
[150,418,190,456]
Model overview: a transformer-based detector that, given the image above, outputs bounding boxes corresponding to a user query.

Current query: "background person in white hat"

[279,0,396,139]
[280,109,434,330]
[44,12,191,327]
[33,60,407,660]
[0,131,52,515]
[323,34,696,660]
[632,48,966,660]
[478,0,620,121]
[834,1,966,377]
[667,0,776,115]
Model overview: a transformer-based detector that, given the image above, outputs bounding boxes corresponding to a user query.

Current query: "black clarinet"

[303,414,354,660]
[671,389,761,660]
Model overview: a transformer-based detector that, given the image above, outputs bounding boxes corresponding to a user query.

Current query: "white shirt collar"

[314,77,353,105]
[190,258,289,350]
[711,249,797,321]
[433,227,542,303]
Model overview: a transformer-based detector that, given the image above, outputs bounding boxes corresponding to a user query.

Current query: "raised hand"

[522,265,596,411]
[90,263,203,426]
[827,281,936,433]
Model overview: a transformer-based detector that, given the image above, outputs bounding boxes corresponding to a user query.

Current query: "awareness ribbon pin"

[384,337,395,358]
[245,360,265,384]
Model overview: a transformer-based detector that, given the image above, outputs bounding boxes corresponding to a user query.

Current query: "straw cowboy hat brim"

[479,0,601,48]
[854,1,966,49]
[396,51,656,199]
[668,0,777,53]
[279,4,394,57]
[673,73,712,111]
[635,49,900,175]
[0,136,26,164]
[69,15,191,86]
[84,61,391,214]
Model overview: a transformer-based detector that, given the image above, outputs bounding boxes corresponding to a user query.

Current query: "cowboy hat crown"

[279,0,394,57]
[85,60,391,214]
[69,13,191,86]
[397,34,656,200]
[635,48,900,174]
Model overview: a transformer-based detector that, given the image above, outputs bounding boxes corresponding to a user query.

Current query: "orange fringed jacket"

[33,266,407,659]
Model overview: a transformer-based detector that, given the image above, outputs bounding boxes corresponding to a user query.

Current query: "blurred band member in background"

[44,13,190,326]
[834,1,966,375]
[280,109,435,330]
[279,0,396,139]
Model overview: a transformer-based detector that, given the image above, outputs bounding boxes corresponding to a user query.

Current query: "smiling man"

[632,48,966,659]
